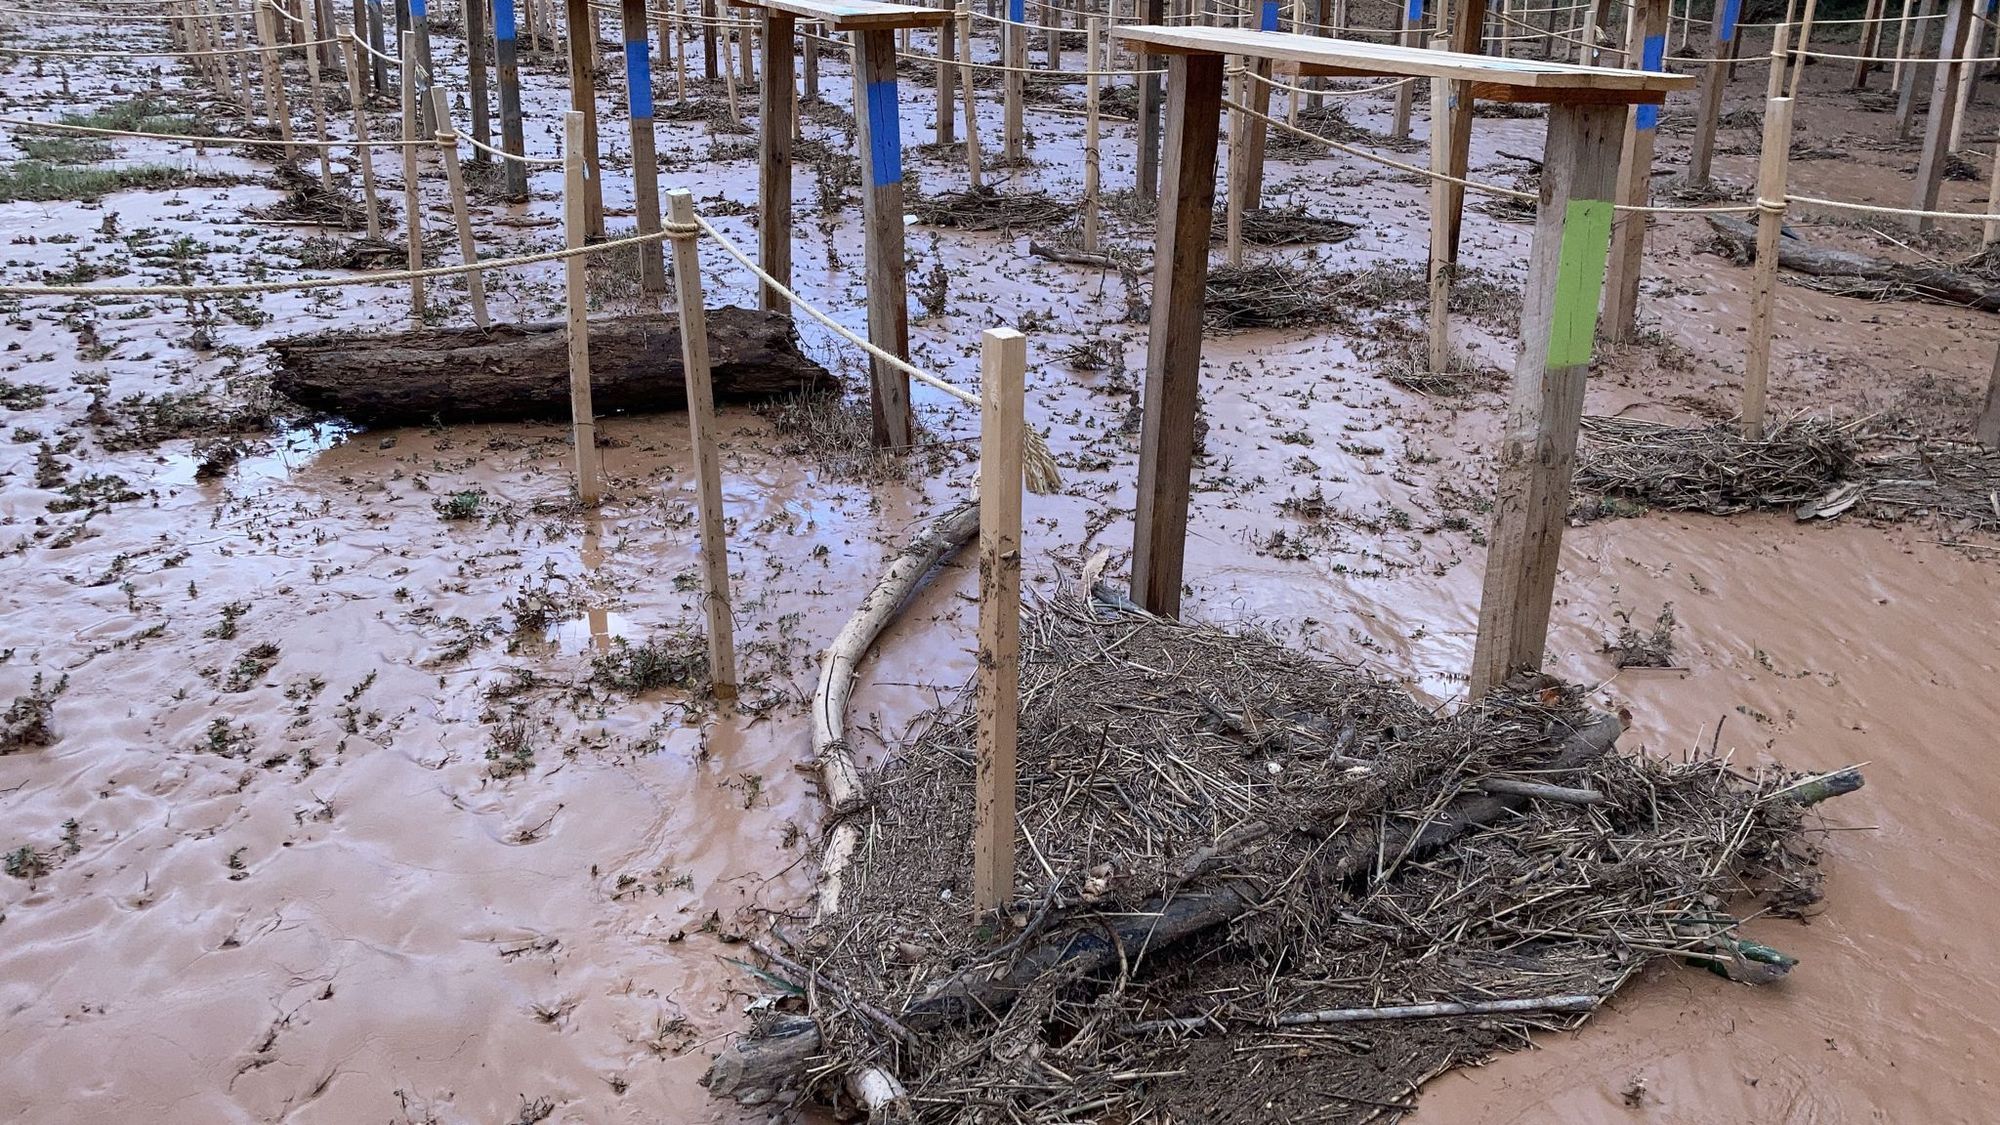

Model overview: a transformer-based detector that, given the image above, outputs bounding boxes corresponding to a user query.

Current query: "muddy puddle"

[2,5,1997,1122]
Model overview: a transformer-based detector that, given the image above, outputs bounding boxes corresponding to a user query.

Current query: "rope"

[0,35,341,59]
[0,114,434,150]
[1246,68,1416,99]
[1787,193,2000,223]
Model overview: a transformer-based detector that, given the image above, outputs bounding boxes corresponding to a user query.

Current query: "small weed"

[486,717,536,778]
[591,632,707,694]
[433,489,485,521]
[4,846,48,880]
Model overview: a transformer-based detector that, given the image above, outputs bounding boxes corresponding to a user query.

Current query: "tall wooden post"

[1083,15,1102,252]
[1137,0,1165,200]
[1602,0,1669,342]
[567,0,605,236]
[1131,52,1224,618]
[1684,0,1741,188]
[495,0,528,198]
[759,11,797,313]
[1441,0,1489,264]
[1786,0,1819,98]
[1896,0,1937,137]
[620,0,667,293]
[1466,100,1627,697]
[936,7,956,145]
[971,324,1027,915]
[1004,0,1027,162]
[1891,0,1921,91]
[469,0,492,148]
[366,0,389,92]
[303,0,335,187]
[1393,0,1422,139]
[1978,341,2000,446]
[852,29,915,449]
[1743,97,1793,439]
[802,17,819,99]
[400,29,425,322]
[1854,0,1887,87]
[563,110,603,505]
[409,0,436,131]
[960,4,984,188]
[346,50,383,237]
[665,189,741,699]
[1913,0,1976,230]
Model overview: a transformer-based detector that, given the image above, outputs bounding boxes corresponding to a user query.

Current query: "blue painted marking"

[1260,0,1279,30]
[865,79,901,185]
[1634,32,1665,130]
[494,0,516,41]
[1008,0,1023,22]
[1717,0,1741,42]
[1405,0,1421,23]
[625,40,654,118]
[410,0,426,19]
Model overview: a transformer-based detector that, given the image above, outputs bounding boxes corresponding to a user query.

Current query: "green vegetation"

[0,160,199,203]
[59,95,208,138]
[18,134,114,165]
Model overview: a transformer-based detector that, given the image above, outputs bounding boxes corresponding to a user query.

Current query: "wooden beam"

[623,0,667,293]
[971,325,1027,914]
[567,0,606,237]
[728,0,949,30]
[1467,100,1626,697]
[851,28,914,448]
[1913,0,1976,231]
[760,10,797,312]
[1601,0,1669,343]
[666,189,742,699]
[1130,52,1224,618]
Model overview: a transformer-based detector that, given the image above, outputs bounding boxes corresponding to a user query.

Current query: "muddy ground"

[1,5,1997,1123]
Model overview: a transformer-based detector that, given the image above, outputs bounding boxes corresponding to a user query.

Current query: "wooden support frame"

[1601,0,1669,343]
[621,0,668,293]
[759,10,798,312]
[972,325,1027,915]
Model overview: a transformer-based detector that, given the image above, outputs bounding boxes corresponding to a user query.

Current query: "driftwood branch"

[1477,778,1606,804]
[1125,993,1601,1035]
[1705,215,2000,312]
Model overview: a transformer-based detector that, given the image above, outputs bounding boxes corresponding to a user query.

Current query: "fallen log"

[1705,215,2000,312]
[706,707,1631,1101]
[269,307,835,426]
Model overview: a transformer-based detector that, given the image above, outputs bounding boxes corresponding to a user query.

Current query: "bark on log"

[1706,215,2000,312]
[268,307,835,425]
[706,707,1628,1099]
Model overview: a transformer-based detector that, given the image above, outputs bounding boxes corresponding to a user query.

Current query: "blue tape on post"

[1718,0,1741,42]
[1634,33,1666,130]
[626,40,654,119]
[411,0,426,19]
[1405,0,1421,22]
[1261,0,1279,29]
[866,79,902,185]
[1009,0,1023,21]
[494,0,516,41]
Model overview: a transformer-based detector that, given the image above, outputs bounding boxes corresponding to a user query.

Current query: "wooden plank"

[1130,52,1224,618]
[1913,0,1976,230]
[851,28,914,448]
[760,10,797,312]
[1683,0,1740,188]
[728,0,948,29]
[1742,96,1793,440]
[567,0,605,237]
[623,0,667,294]
[1601,0,1669,343]
[1466,100,1626,697]
[1119,23,1692,98]
[666,190,742,700]
[971,325,1027,915]
[564,110,604,506]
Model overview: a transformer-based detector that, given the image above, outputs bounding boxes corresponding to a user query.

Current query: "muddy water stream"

[2,7,1998,1123]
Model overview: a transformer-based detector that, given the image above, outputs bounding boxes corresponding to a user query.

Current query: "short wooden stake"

[566,0,606,237]
[1466,101,1626,697]
[563,109,603,505]
[620,0,667,293]
[665,189,740,700]
[852,28,914,448]
[1082,15,1102,252]
[759,10,797,312]
[1765,20,1789,103]
[1003,0,1026,163]
[959,5,984,188]
[346,41,383,236]
[429,87,490,328]
[1742,95,1793,441]
[971,324,1027,916]
[400,29,425,321]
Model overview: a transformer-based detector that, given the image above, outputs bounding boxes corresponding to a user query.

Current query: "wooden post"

[959,4,984,188]
[301,0,335,187]
[936,5,956,145]
[1427,36,1454,372]
[1978,340,2000,446]
[760,11,796,313]
[1442,0,1488,263]
[1891,0,1920,90]
[1985,137,2000,245]
[1240,34,1273,205]
[1602,0,1669,343]
[468,0,492,148]
[409,0,436,131]
[1742,96,1793,441]
[257,6,296,154]
[429,87,491,328]
[852,29,915,449]
[1004,0,1026,162]
[1137,0,1165,201]
[1765,20,1789,101]
[1042,0,1059,67]
[722,7,743,127]
[563,110,604,505]
[1947,3,1981,152]
[1393,0,1421,138]
[673,0,690,102]
[704,0,719,79]
[971,324,1027,916]
[567,0,606,237]
[664,189,741,699]
[1913,0,1976,230]
[495,0,528,198]
[1786,0,1818,98]
[1684,0,1740,187]
[1466,100,1626,697]
[367,0,389,91]
[1083,15,1102,252]
[1854,0,1887,87]
[802,17,819,100]
[399,29,425,322]
[737,4,756,85]
[347,53,383,237]
[1130,52,1224,618]
[619,0,667,293]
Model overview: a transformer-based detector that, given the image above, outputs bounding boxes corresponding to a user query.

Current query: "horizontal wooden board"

[1118,26,1692,103]
[728,0,950,29]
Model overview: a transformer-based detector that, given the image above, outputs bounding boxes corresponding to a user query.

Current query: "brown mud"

[1,4,1997,1122]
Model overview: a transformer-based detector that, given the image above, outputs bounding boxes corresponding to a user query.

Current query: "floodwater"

[1,6,1997,1124]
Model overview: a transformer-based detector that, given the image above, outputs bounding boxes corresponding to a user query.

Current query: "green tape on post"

[1545,198,1615,368]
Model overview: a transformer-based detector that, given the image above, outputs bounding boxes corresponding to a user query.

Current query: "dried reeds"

[911,185,1071,233]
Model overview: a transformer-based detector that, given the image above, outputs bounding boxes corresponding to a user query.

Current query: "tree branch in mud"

[269,307,834,425]
[1705,215,2000,312]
